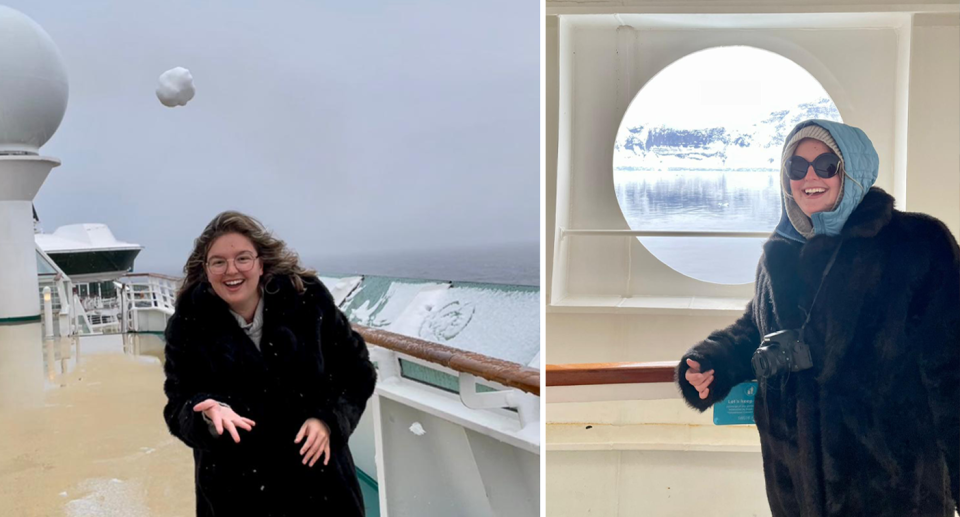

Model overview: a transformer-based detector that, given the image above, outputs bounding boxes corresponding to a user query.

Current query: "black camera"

[751,329,813,380]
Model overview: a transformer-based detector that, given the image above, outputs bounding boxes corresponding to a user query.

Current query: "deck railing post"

[42,286,54,339]
[369,346,400,382]
[512,391,540,430]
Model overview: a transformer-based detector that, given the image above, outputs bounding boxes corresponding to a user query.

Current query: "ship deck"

[0,335,380,516]
[0,337,193,516]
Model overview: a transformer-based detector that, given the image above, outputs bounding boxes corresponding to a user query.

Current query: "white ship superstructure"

[33,222,143,335]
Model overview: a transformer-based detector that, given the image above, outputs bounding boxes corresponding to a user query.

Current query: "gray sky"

[624,46,830,130]
[9,1,538,275]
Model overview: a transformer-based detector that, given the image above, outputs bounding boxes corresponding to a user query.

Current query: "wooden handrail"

[546,361,679,387]
[356,326,540,397]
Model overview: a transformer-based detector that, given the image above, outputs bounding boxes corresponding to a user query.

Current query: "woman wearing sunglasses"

[676,120,959,516]
[162,211,377,516]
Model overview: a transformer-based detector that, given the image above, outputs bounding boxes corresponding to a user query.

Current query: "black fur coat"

[676,188,959,516]
[163,275,377,517]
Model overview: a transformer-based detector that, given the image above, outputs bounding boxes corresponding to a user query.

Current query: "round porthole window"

[613,46,841,284]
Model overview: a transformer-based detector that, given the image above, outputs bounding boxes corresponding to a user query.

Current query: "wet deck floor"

[0,336,195,516]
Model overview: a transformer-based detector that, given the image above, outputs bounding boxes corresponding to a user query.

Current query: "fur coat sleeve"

[675,300,762,412]
[910,220,960,505]
[301,280,378,448]
[162,312,234,452]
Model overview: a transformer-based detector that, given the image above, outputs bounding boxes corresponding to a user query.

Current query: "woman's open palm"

[193,399,256,443]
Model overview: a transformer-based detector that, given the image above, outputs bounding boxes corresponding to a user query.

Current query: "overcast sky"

[624,46,831,130]
[8,1,538,275]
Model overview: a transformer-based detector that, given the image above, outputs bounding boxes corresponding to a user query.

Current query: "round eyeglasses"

[206,252,259,274]
[784,152,841,181]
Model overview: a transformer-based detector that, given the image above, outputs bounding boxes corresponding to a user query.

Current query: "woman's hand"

[193,399,256,443]
[295,418,331,467]
[685,359,715,400]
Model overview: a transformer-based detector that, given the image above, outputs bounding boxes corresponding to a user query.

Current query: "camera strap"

[798,240,843,342]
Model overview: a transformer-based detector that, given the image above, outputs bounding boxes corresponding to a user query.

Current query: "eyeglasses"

[785,153,841,181]
[206,252,259,274]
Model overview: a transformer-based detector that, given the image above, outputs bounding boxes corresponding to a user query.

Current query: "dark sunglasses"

[785,153,841,181]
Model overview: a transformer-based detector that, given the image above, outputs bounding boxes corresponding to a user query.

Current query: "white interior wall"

[547,451,769,517]
[905,13,960,237]
[546,16,559,304]
[546,312,736,365]
[893,15,913,208]
[551,17,575,303]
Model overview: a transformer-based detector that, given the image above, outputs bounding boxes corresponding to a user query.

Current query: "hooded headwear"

[774,119,880,243]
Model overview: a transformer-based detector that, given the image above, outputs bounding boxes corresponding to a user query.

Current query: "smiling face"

[205,232,263,316]
[789,138,843,217]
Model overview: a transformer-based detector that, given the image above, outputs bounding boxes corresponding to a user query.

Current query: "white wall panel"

[546,451,621,516]
[906,14,960,237]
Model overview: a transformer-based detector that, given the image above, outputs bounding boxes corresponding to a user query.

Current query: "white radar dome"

[0,6,69,154]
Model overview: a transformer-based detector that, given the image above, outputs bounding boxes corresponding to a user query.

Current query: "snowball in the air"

[156,67,195,107]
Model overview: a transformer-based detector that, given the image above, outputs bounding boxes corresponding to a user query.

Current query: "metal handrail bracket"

[370,345,539,452]
[458,373,539,430]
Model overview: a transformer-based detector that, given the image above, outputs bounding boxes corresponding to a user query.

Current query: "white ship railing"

[78,302,120,334]
[45,272,179,336]
[122,273,179,311]
[357,325,540,516]
[358,325,540,425]
[119,273,180,333]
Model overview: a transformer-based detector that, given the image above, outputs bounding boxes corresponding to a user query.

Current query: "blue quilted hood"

[774,119,880,243]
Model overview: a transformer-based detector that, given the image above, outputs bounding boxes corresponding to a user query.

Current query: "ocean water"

[305,243,539,287]
[144,243,538,288]
[614,169,782,284]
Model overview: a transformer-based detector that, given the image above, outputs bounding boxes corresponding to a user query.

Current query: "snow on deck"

[330,275,540,367]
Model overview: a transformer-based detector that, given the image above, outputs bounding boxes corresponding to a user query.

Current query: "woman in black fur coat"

[162,211,377,516]
[676,120,959,516]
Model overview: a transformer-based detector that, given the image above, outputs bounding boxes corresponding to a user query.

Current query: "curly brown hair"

[176,211,317,302]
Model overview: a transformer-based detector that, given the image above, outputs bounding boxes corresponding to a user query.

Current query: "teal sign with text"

[713,382,757,425]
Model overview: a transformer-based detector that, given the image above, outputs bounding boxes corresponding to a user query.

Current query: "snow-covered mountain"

[615,98,841,171]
